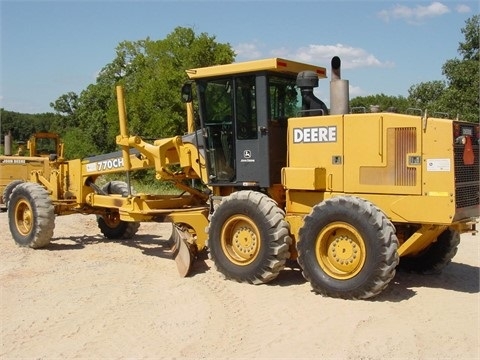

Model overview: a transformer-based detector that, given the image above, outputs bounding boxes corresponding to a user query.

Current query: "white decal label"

[293,126,337,143]
[86,157,124,172]
[86,163,97,172]
[1,159,26,164]
[426,158,451,172]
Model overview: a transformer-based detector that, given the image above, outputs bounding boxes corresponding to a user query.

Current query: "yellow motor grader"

[1,131,64,209]
[5,56,479,299]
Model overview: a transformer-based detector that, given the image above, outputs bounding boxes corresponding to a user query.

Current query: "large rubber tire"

[399,229,460,274]
[297,196,399,299]
[3,180,24,208]
[207,190,292,284]
[96,181,140,239]
[8,182,55,248]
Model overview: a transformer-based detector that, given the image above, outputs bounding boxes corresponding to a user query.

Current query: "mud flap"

[170,226,194,277]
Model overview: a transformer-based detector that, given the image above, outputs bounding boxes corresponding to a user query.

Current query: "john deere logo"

[241,149,255,163]
[293,126,337,143]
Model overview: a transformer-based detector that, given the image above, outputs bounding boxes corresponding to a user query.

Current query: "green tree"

[408,15,479,122]
[349,94,410,113]
[52,27,235,158]
[0,109,62,141]
[406,80,447,114]
[49,92,80,129]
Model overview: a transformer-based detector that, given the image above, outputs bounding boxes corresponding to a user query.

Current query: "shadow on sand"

[44,234,478,301]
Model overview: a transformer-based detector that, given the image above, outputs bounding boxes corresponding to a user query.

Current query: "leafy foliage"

[45,27,235,158]
[349,94,410,114]
[0,109,65,154]
[407,15,479,122]
[350,16,478,122]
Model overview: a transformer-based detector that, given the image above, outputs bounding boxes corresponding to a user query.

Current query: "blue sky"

[1,0,477,114]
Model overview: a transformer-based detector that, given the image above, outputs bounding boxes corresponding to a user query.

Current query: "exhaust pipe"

[4,130,12,156]
[329,56,349,115]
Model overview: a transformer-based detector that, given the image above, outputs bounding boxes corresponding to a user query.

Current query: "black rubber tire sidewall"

[208,191,290,283]
[298,196,398,299]
[3,180,24,208]
[399,229,460,274]
[8,182,54,248]
[97,181,139,239]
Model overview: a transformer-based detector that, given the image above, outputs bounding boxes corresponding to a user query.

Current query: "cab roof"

[186,58,327,80]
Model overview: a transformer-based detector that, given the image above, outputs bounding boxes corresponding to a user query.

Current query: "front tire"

[97,181,139,239]
[8,182,55,248]
[297,196,399,299]
[208,191,291,284]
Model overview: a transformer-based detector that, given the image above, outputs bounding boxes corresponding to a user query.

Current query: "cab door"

[233,75,264,185]
[197,78,236,183]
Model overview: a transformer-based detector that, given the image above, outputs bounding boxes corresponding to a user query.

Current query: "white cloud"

[349,84,367,98]
[456,4,471,13]
[234,42,393,71]
[234,42,263,60]
[285,44,394,70]
[378,2,450,24]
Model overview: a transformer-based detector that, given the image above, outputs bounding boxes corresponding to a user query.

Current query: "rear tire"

[8,182,55,248]
[3,180,24,209]
[97,181,139,239]
[297,196,399,299]
[399,229,460,274]
[208,191,291,284]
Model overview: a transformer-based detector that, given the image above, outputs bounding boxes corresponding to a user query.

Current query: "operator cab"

[185,58,327,188]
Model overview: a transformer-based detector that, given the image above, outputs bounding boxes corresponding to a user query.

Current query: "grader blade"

[170,226,194,277]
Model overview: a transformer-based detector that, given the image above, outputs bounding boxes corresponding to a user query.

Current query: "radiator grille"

[454,122,479,209]
[395,127,416,186]
[359,127,417,186]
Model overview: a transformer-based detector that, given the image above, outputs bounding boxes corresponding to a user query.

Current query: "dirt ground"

[0,211,479,360]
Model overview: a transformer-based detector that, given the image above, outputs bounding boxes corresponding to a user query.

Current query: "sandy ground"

[0,211,479,360]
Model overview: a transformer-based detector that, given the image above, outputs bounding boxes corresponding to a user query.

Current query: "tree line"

[1,16,478,159]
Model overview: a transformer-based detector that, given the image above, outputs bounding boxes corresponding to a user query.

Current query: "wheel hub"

[233,226,257,256]
[103,212,121,227]
[315,222,366,279]
[221,215,261,266]
[328,236,361,271]
[16,201,33,236]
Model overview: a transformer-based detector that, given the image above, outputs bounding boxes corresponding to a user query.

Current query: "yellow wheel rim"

[220,215,261,266]
[14,199,34,236]
[315,222,366,279]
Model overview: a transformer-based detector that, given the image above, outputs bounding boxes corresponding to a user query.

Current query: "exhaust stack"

[4,130,12,156]
[329,56,349,115]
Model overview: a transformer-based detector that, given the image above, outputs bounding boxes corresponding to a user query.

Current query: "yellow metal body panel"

[286,115,344,192]
[186,58,327,79]
[420,118,456,198]
[283,113,464,226]
[282,167,326,190]
[0,156,52,206]
[285,191,456,224]
[343,113,422,195]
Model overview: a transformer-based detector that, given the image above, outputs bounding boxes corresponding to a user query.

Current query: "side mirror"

[181,83,192,103]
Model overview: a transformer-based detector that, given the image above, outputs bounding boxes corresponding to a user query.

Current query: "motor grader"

[5,56,479,299]
[1,131,64,209]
